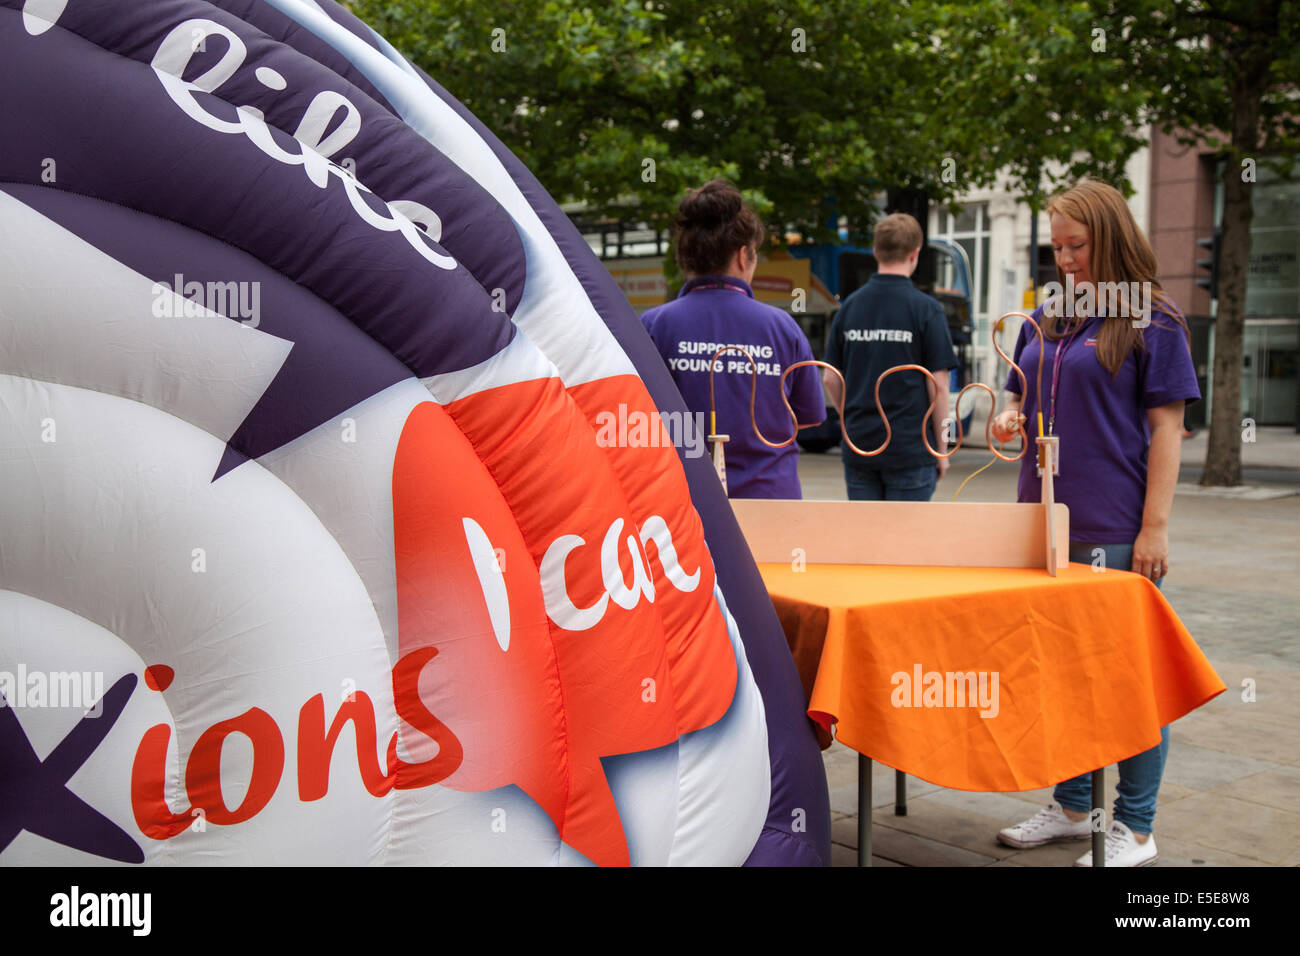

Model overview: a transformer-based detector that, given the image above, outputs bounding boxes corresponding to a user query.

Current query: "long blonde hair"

[1043,179,1190,376]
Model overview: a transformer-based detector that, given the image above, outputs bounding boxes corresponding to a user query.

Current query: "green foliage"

[1093,0,1300,170]
[1087,0,1298,486]
[348,1,1295,233]
[348,0,1161,237]
[348,0,1296,483]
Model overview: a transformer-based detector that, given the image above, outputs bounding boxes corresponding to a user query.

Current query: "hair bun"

[672,179,764,276]
[680,181,741,227]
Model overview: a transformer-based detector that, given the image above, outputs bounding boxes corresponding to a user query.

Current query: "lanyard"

[1047,319,1088,435]
[683,276,750,296]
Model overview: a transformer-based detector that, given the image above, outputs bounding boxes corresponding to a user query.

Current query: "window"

[1244,167,1300,319]
[933,203,992,320]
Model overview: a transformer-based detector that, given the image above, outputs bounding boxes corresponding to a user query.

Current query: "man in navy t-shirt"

[825,213,956,500]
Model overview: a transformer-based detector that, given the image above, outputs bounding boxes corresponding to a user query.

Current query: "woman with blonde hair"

[991,179,1200,866]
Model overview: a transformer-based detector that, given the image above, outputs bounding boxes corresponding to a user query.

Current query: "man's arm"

[823,367,843,408]
[929,369,951,448]
[927,369,951,479]
[922,301,956,477]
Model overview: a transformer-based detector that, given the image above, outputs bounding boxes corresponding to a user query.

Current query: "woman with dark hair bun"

[641,180,825,498]
[674,181,764,276]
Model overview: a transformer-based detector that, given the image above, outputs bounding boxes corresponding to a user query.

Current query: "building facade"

[941,129,1298,428]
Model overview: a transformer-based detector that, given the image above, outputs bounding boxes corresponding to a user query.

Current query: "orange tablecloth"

[759,562,1225,792]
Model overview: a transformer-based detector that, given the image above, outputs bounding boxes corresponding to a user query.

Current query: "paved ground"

[794,424,1300,867]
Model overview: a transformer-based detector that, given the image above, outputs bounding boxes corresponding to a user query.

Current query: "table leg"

[858,754,872,867]
[895,770,907,816]
[1091,768,1105,868]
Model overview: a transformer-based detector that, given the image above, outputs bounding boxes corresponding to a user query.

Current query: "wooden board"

[730,499,1069,570]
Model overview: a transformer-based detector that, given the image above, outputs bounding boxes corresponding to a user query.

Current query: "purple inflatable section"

[36,0,526,319]
[0,2,519,474]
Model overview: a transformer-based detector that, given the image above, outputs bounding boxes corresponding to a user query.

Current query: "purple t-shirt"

[1005,304,1201,542]
[642,276,825,498]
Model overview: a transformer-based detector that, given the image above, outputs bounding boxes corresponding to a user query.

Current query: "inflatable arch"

[0,0,829,866]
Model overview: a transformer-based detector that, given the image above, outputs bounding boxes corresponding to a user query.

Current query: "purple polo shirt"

[642,276,825,499]
[1005,304,1201,543]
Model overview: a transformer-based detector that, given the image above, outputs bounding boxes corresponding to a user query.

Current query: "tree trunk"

[1201,66,1262,487]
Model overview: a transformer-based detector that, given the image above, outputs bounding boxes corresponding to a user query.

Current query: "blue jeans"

[843,461,938,502]
[1053,541,1169,834]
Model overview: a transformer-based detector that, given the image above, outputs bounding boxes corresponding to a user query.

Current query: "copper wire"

[706,311,1046,462]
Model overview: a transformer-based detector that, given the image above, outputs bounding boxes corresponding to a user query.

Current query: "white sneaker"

[1074,820,1158,867]
[997,802,1092,849]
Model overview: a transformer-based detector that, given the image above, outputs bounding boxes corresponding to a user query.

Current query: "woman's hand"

[991,406,1025,444]
[1133,523,1169,581]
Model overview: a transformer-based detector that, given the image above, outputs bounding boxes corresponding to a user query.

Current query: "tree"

[1094,0,1300,486]
[346,3,1298,486]
[347,0,1153,239]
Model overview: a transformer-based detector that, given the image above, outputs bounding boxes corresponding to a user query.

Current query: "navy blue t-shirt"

[826,274,956,470]
[642,276,825,498]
